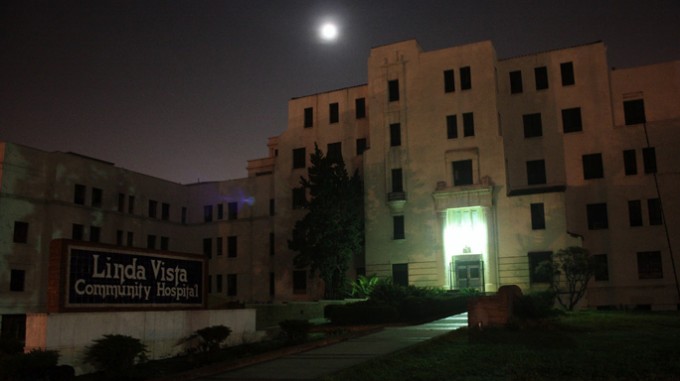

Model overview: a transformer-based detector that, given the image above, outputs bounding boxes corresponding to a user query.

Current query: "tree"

[537,246,596,311]
[288,144,364,299]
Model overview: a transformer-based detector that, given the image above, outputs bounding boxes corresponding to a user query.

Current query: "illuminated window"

[293,147,306,169]
[228,202,238,220]
[227,274,237,296]
[388,79,399,102]
[587,203,608,230]
[623,150,637,175]
[528,251,552,283]
[648,198,663,225]
[526,160,547,185]
[13,221,28,243]
[91,188,102,208]
[582,153,604,179]
[393,215,405,240]
[628,200,642,227]
[562,107,582,133]
[392,264,408,287]
[355,98,366,119]
[642,147,657,174]
[9,269,25,292]
[530,203,545,230]
[329,102,339,124]
[593,254,609,281]
[460,66,471,90]
[560,62,575,86]
[390,123,401,146]
[623,99,645,125]
[228,236,238,258]
[444,69,455,93]
[74,184,86,205]
[452,160,473,186]
[463,112,475,137]
[534,66,548,90]
[72,224,84,241]
[637,251,662,279]
[510,70,523,94]
[523,113,542,138]
[293,270,307,294]
[446,115,458,139]
[304,107,313,128]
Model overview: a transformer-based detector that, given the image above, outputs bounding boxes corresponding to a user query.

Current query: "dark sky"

[2,0,679,184]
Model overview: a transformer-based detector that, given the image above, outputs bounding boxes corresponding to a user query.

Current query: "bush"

[513,291,558,320]
[279,319,312,343]
[0,349,59,381]
[194,325,232,352]
[83,334,147,379]
[325,301,398,325]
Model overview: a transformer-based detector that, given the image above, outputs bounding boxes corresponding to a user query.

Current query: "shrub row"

[325,301,399,325]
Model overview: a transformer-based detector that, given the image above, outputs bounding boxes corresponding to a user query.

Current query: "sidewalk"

[193,312,468,380]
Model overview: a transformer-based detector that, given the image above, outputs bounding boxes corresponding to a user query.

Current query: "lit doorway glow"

[443,207,489,290]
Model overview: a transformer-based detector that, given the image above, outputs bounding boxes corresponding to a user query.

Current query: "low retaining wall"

[25,309,257,375]
[248,300,359,330]
[467,285,522,329]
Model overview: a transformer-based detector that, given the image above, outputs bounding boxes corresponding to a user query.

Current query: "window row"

[204,202,239,222]
[587,199,663,230]
[203,236,239,258]
[303,98,366,128]
[508,61,574,95]
[292,140,367,169]
[208,270,307,296]
[208,273,238,296]
[75,185,182,222]
[442,66,472,94]
[521,108,583,137]
[446,113,475,139]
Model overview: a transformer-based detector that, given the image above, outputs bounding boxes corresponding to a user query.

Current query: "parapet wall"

[25,309,257,375]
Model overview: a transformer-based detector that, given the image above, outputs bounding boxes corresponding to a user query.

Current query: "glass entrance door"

[453,259,484,290]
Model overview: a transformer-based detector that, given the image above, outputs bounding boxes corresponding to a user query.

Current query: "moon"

[320,23,338,41]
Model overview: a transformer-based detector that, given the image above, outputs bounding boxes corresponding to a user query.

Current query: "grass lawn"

[321,311,680,381]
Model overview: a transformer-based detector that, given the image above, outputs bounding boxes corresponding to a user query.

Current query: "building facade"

[2,39,679,338]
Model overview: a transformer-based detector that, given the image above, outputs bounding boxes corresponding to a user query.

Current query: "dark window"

[91,188,103,208]
[444,69,455,93]
[446,115,458,139]
[208,275,212,293]
[329,102,339,124]
[628,200,642,227]
[216,237,223,256]
[228,202,238,220]
[582,153,604,179]
[293,147,306,169]
[118,193,125,212]
[160,236,169,250]
[148,200,158,218]
[72,224,84,241]
[217,204,224,219]
[304,107,313,128]
[162,203,170,220]
[562,107,582,133]
[293,270,307,294]
[526,160,547,185]
[127,232,134,247]
[560,62,575,86]
[637,251,663,279]
[9,269,25,292]
[523,113,543,138]
[390,123,401,146]
[216,274,223,293]
[452,159,473,186]
[74,184,86,205]
[269,198,275,216]
[90,226,100,243]
[648,198,663,225]
[147,235,156,250]
[463,112,475,137]
[623,150,638,175]
[624,99,646,125]
[203,205,213,222]
[269,272,275,296]
[356,138,367,155]
[529,251,552,283]
[228,236,237,257]
[181,207,187,224]
[388,79,399,102]
[593,254,609,281]
[13,221,28,243]
[128,195,135,214]
[391,168,403,192]
[269,232,275,256]
[642,147,657,174]
[392,263,409,287]
[116,230,124,246]
[534,66,549,90]
[203,238,212,258]
[460,66,472,90]
[587,203,609,230]
[355,98,366,119]
[227,274,237,296]
[292,187,306,209]
[393,215,405,240]
[530,203,545,230]
[327,142,342,162]
[509,70,523,94]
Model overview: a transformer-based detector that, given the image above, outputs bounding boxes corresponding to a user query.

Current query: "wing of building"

[2,39,679,338]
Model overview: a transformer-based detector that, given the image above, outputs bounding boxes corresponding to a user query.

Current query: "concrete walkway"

[194,313,468,380]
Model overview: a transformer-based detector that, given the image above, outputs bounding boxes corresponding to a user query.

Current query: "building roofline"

[498,40,604,61]
[290,83,367,100]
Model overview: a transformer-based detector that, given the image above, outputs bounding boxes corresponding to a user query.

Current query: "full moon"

[320,23,338,41]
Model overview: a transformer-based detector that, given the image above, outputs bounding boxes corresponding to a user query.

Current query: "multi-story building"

[2,39,679,339]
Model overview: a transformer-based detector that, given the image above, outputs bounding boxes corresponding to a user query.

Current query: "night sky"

[2,1,679,184]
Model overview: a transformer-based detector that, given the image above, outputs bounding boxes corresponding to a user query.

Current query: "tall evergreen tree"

[288,144,364,299]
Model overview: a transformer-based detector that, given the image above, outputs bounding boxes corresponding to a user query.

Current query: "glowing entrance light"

[443,207,489,290]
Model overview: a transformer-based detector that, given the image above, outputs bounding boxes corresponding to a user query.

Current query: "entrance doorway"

[453,259,484,290]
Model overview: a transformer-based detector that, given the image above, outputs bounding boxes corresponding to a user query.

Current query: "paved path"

[194,313,468,380]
